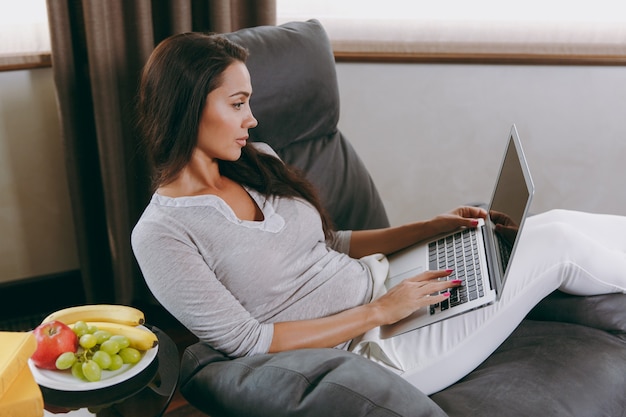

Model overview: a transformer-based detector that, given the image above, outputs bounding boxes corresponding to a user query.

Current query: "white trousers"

[350,209,626,395]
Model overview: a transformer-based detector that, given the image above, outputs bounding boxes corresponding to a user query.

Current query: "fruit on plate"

[31,320,79,370]
[41,304,145,327]
[76,321,158,351]
[33,305,158,382]
[55,321,153,382]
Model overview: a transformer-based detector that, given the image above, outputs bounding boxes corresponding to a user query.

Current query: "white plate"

[28,330,158,392]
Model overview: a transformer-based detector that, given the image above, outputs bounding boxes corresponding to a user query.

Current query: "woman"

[132,32,626,395]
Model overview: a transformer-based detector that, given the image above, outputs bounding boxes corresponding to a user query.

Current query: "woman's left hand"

[428,206,487,236]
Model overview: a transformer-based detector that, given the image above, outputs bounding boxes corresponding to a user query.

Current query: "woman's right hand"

[370,269,462,326]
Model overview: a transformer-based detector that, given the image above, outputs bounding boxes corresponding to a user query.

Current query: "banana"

[42,304,145,327]
[81,321,158,351]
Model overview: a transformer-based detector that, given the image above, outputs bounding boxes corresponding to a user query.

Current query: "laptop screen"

[486,126,534,297]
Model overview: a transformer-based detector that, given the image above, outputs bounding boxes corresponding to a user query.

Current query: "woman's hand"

[370,269,462,325]
[427,206,487,237]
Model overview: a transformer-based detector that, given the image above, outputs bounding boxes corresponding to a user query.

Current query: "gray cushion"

[431,320,626,417]
[180,344,447,417]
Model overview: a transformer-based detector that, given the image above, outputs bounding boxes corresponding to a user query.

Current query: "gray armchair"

[178,20,626,417]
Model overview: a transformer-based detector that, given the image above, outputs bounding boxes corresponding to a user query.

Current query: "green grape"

[92,350,112,370]
[108,354,124,371]
[55,352,76,370]
[86,324,99,334]
[119,347,141,364]
[100,339,121,355]
[109,335,130,349]
[71,361,85,380]
[82,360,102,382]
[79,333,98,349]
[93,330,111,344]
[73,321,89,337]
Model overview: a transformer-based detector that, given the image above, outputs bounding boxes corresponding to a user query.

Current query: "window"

[277,0,626,64]
[277,0,624,22]
[3,1,625,69]
[0,0,50,70]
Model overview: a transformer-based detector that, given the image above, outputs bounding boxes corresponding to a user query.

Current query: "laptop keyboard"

[428,228,485,315]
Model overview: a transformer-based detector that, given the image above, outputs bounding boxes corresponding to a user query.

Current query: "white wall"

[336,62,626,226]
[0,68,78,283]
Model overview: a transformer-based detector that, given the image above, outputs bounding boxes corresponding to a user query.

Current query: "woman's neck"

[158,154,224,197]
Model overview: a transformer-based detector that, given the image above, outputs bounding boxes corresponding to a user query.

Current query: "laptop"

[380,124,534,338]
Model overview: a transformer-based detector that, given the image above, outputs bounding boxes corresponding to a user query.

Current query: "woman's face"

[196,61,258,162]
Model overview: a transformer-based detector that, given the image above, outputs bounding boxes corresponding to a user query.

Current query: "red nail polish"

[442,292,451,297]
[452,280,462,284]
[446,269,454,274]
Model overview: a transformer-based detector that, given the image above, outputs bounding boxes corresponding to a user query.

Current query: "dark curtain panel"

[45,0,276,305]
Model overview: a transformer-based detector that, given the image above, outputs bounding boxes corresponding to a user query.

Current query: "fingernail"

[446,269,454,274]
[442,292,451,297]
[471,219,479,226]
[451,280,462,284]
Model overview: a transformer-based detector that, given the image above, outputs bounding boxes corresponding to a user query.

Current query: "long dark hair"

[137,32,334,238]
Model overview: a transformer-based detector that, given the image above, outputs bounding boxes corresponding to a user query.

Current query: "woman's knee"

[531,209,573,225]
[522,216,580,256]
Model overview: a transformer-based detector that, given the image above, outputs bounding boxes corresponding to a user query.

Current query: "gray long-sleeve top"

[131,187,373,357]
